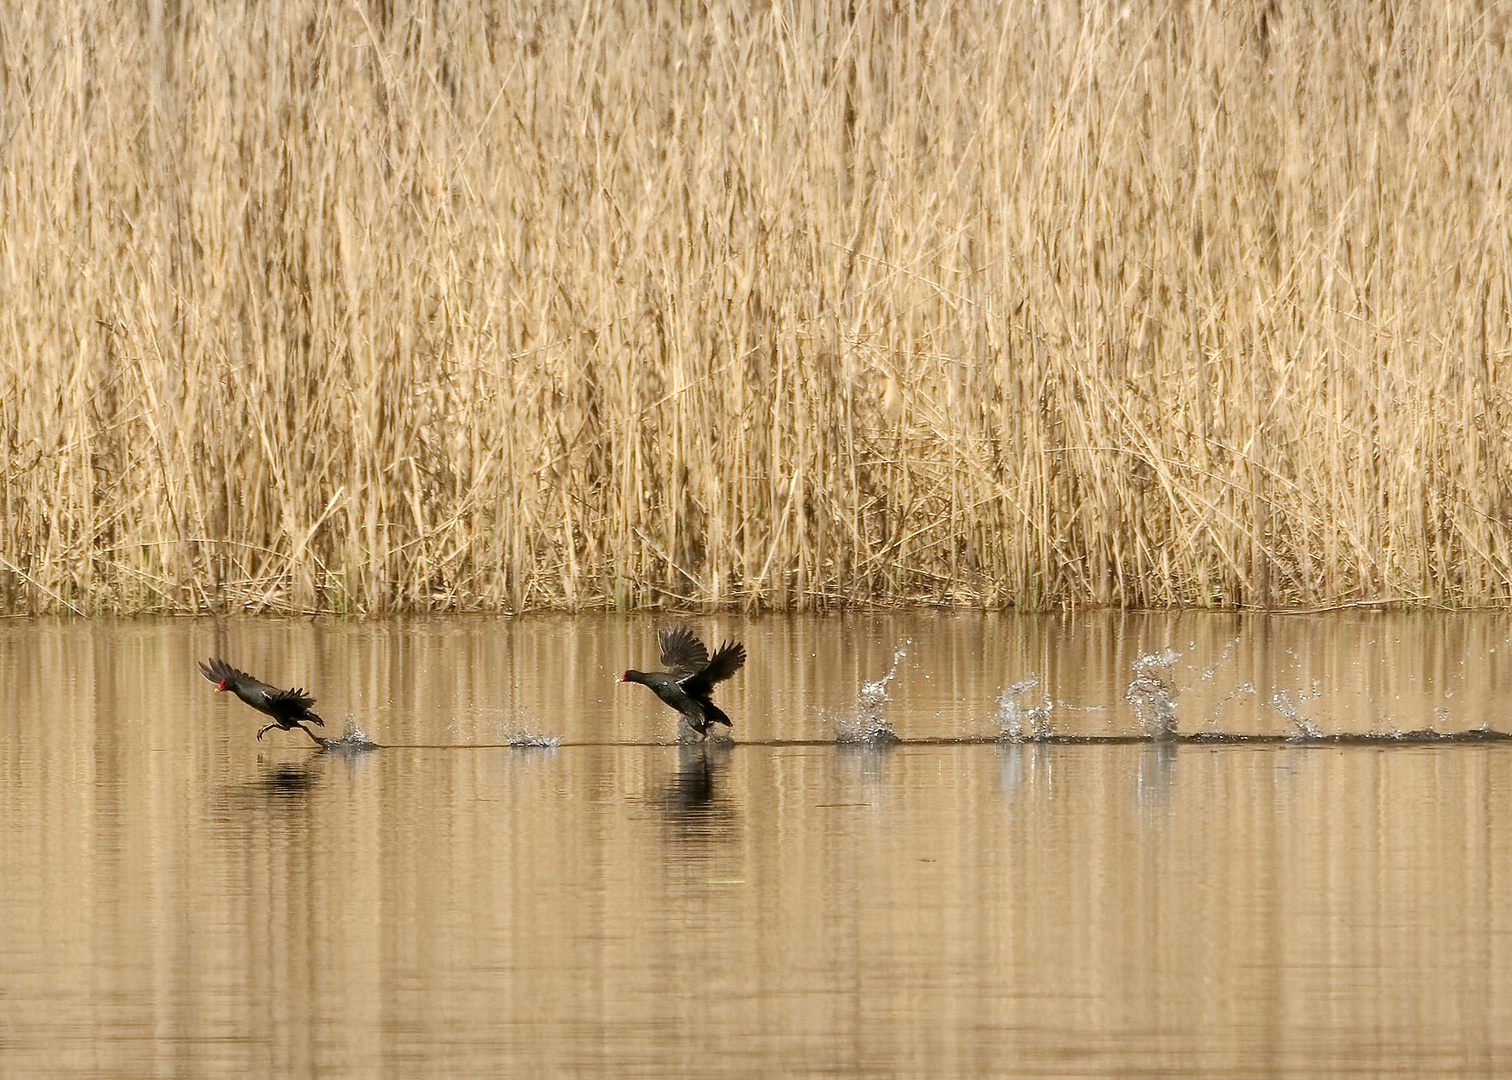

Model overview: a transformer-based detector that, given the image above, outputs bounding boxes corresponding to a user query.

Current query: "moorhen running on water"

[618,626,746,738]
[200,657,326,744]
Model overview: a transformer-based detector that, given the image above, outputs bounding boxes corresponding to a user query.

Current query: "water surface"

[3,613,1512,1076]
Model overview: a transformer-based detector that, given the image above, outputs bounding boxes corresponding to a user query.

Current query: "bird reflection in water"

[255,758,325,800]
[205,756,327,841]
[656,742,738,851]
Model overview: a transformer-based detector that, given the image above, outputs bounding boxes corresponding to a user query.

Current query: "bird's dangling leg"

[256,722,276,741]
[296,722,325,747]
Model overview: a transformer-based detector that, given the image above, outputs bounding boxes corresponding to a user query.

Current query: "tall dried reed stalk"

[2,1,1511,614]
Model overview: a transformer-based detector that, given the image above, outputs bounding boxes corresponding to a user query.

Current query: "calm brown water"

[3,612,1512,1077]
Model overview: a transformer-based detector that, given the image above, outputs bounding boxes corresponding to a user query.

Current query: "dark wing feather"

[680,640,746,696]
[658,625,709,678]
[200,656,253,687]
[202,657,317,714]
[270,686,318,711]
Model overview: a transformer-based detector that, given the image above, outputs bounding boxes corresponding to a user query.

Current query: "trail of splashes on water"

[1126,649,1181,739]
[833,645,907,744]
[996,676,1054,741]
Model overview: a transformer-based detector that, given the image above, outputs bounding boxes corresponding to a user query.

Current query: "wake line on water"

[365,729,1512,749]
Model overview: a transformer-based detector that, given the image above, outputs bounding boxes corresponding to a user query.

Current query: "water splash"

[1192,636,1243,684]
[475,712,563,748]
[834,645,906,744]
[1126,649,1181,738]
[322,724,379,753]
[1203,681,1258,730]
[996,676,1054,741]
[860,646,907,712]
[1268,686,1324,740]
[504,726,561,749]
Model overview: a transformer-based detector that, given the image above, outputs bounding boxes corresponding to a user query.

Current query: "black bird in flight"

[618,625,747,739]
[200,657,326,744]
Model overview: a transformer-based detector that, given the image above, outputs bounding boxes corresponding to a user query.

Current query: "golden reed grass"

[2,1,1510,614]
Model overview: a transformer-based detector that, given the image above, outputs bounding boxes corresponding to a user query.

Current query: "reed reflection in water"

[2,614,1512,1076]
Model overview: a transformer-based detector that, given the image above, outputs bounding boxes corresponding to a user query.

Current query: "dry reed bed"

[2,1,1511,613]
